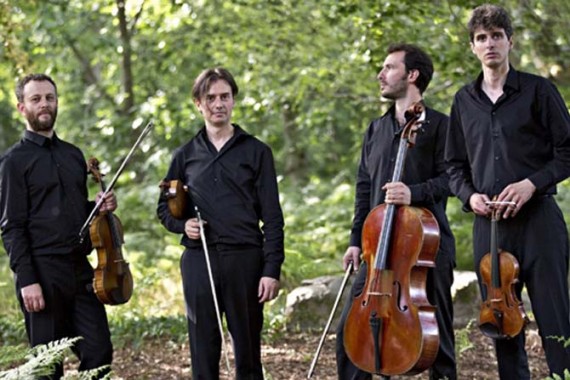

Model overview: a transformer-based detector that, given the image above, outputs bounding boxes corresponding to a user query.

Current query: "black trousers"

[15,254,113,380]
[473,196,570,379]
[181,246,265,380]
[336,249,456,380]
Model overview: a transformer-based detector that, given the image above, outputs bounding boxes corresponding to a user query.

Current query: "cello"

[343,102,440,376]
[88,158,133,305]
[478,200,529,339]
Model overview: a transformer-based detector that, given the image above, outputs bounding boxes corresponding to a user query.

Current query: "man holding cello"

[0,73,116,379]
[445,4,570,378]
[336,44,456,379]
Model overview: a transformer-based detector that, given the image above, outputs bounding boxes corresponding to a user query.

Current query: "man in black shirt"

[445,4,570,378]
[0,74,116,378]
[157,67,284,380]
[336,44,456,379]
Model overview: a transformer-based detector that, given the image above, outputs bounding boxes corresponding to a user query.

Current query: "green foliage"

[455,319,476,355]
[546,369,570,380]
[1,0,570,366]
[0,337,110,380]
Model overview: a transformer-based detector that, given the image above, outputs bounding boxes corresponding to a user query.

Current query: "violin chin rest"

[479,322,508,340]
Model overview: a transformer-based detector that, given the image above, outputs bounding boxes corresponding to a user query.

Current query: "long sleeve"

[256,147,285,280]
[0,156,37,287]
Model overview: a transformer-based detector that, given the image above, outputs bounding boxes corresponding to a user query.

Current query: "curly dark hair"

[467,4,513,42]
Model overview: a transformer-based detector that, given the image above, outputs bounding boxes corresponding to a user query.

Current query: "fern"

[0,337,80,380]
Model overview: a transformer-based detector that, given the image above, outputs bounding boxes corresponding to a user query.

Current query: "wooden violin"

[479,201,529,339]
[343,102,440,376]
[88,158,133,305]
[76,122,152,305]
[159,179,189,219]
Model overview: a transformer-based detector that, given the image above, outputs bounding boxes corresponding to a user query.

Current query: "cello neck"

[373,125,415,270]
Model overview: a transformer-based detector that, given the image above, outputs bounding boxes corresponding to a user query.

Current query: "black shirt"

[446,67,570,208]
[350,105,455,259]
[157,124,285,279]
[0,130,94,287]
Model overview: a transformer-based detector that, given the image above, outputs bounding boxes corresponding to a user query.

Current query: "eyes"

[28,94,57,103]
[205,93,232,103]
[475,31,506,43]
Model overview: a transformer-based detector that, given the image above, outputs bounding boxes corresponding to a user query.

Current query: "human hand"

[343,246,361,271]
[469,193,492,216]
[96,190,117,212]
[184,218,205,240]
[497,179,536,218]
[258,277,280,303]
[382,182,411,205]
[21,283,45,313]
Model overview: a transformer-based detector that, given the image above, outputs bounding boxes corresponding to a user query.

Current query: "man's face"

[470,27,512,69]
[17,80,58,133]
[377,51,410,100]
[194,80,235,128]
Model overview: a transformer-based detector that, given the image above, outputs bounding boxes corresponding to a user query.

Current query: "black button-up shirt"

[157,124,285,279]
[350,105,455,259]
[445,67,570,208]
[0,130,94,287]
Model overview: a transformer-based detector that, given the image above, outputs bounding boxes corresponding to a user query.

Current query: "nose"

[212,97,223,108]
[377,70,384,81]
[38,97,50,108]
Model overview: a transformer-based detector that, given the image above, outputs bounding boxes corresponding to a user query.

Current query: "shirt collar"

[472,65,519,96]
[24,130,57,147]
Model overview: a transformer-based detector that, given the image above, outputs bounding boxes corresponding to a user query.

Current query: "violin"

[343,102,440,376]
[159,179,189,219]
[479,201,529,339]
[88,158,133,305]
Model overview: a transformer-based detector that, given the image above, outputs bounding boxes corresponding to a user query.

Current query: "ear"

[408,69,420,83]
[508,36,514,50]
[470,41,475,54]
[194,99,203,113]
[16,102,25,115]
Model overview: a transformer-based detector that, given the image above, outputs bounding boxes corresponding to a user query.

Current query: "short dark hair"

[16,73,57,102]
[387,43,433,94]
[191,68,239,101]
[467,4,513,42]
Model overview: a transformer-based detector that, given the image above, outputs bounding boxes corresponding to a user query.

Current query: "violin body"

[159,179,189,219]
[343,204,440,375]
[88,158,133,305]
[90,211,133,305]
[479,226,529,339]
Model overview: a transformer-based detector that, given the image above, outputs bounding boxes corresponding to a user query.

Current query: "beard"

[381,73,409,100]
[26,107,58,132]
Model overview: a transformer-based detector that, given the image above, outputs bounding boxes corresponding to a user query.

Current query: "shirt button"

[495,156,500,160]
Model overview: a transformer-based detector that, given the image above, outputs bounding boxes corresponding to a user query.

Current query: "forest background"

[1,0,570,373]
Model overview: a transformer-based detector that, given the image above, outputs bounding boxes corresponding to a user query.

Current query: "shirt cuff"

[16,266,38,288]
[262,262,282,280]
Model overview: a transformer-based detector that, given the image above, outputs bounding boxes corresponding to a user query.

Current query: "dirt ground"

[99,325,551,379]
